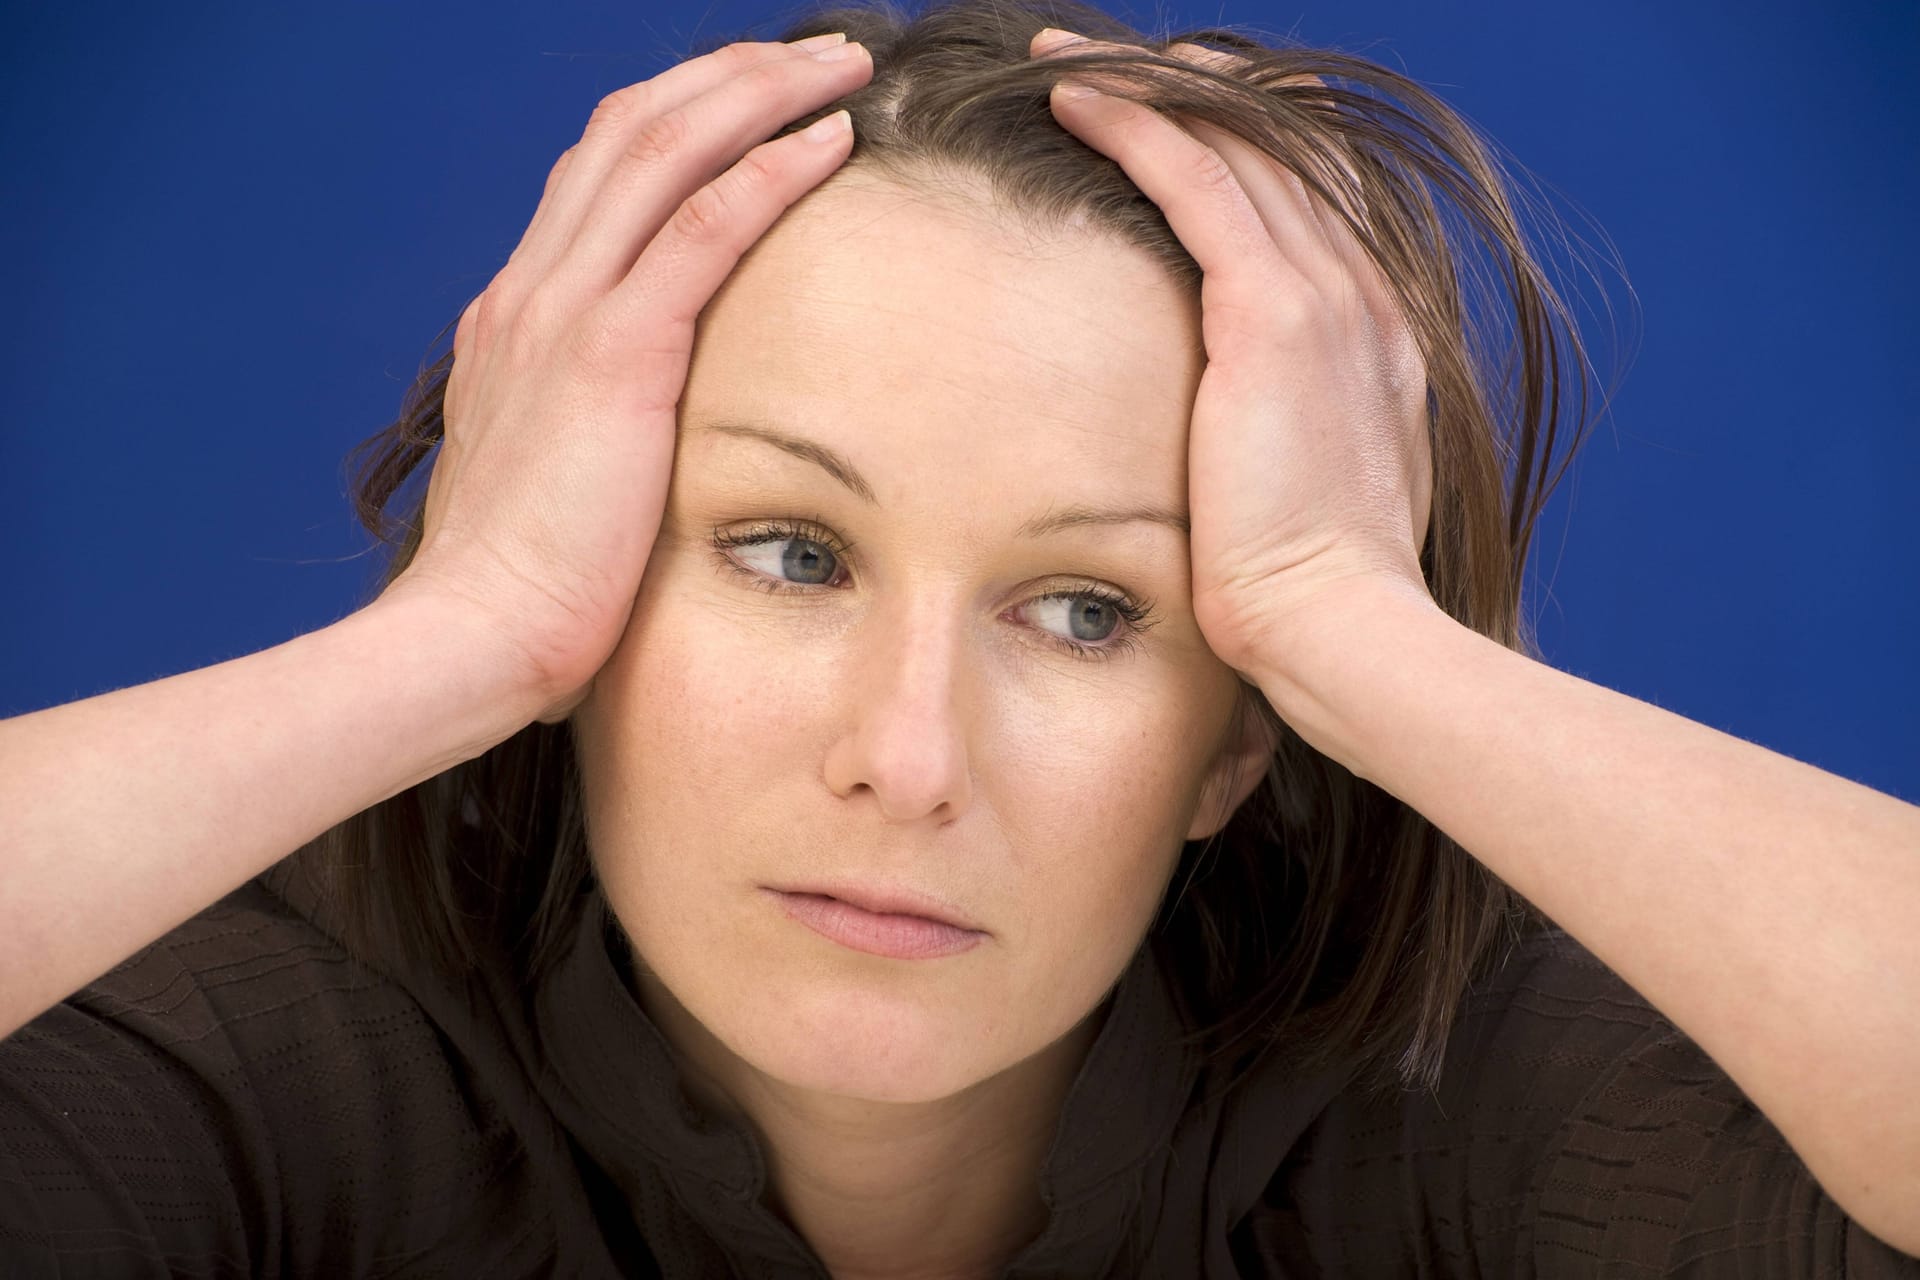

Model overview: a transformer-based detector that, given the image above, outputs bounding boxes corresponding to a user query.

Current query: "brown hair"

[281,0,1620,1106]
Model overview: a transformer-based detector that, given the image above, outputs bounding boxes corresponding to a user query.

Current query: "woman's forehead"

[683,175,1204,502]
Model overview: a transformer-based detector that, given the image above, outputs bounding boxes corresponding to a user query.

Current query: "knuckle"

[562,307,619,371]
[624,108,693,170]
[484,257,524,297]
[507,287,566,354]
[588,84,646,133]
[1168,41,1247,72]
[737,57,797,104]
[543,145,576,193]
[473,287,514,349]
[731,145,784,195]
[1188,145,1239,196]
[454,294,483,350]
[720,39,776,71]
[671,180,739,246]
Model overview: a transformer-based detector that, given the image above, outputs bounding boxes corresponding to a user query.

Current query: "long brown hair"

[280,0,1622,1107]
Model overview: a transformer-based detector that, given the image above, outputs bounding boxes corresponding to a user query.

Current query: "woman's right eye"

[734,535,841,586]
[710,521,851,594]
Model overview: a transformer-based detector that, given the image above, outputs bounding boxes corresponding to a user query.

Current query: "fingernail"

[790,32,848,51]
[1053,82,1100,105]
[812,39,867,62]
[800,108,852,142]
[1035,27,1088,51]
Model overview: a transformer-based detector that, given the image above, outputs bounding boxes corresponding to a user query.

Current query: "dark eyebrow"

[694,419,879,504]
[690,418,1191,538]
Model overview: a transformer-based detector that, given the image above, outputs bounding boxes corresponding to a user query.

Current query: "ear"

[1185,692,1283,842]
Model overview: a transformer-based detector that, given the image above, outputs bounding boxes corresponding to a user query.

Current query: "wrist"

[1240,576,1454,777]
[352,581,556,762]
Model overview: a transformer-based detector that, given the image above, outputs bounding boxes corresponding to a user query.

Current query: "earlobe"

[1185,697,1281,841]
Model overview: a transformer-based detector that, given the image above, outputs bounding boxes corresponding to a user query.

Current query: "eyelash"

[708,517,1158,663]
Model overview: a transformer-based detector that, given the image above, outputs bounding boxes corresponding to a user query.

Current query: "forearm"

[1249,582,1920,1255]
[0,588,544,1040]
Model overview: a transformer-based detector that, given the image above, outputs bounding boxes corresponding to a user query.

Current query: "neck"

[632,964,1109,1279]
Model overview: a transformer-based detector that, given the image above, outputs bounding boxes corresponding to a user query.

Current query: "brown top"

[2,867,1914,1277]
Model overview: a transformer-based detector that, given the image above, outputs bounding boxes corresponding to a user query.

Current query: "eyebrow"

[690,418,1191,538]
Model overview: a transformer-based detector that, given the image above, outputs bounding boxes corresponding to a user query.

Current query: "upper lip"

[770,882,984,933]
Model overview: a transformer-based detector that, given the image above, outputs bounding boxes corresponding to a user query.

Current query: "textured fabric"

[1243,937,1920,1276]
[2,866,1915,1277]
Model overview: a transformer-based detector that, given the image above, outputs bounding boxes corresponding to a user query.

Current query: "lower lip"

[770,891,985,959]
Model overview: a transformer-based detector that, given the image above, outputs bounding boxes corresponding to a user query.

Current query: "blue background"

[3,1,1915,802]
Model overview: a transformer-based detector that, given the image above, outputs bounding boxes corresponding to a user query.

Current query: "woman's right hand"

[392,33,872,724]
[0,37,871,1038]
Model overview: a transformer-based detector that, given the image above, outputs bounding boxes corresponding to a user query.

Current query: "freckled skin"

[568,168,1276,1274]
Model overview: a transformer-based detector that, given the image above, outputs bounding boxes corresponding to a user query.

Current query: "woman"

[2,0,1916,1274]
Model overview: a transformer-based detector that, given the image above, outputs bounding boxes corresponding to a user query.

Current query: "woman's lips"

[769,890,985,960]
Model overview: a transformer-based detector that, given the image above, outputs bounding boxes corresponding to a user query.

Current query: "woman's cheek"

[622,586,837,776]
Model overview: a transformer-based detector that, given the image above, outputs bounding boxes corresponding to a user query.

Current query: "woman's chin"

[721,983,999,1105]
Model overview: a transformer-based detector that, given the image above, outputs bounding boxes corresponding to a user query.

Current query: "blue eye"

[1027,593,1122,644]
[711,519,852,591]
[742,533,839,585]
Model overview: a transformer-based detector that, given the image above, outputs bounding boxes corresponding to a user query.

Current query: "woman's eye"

[1025,594,1122,645]
[730,535,841,586]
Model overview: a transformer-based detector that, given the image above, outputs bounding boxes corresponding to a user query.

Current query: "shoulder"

[19,874,461,1125]
[1241,927,1920,1276]
[58,873,416,1051]
[0,875,564,1276]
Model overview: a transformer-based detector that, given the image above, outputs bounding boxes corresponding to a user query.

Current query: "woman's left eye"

[710,521,1156,661]
[1021,593,1135,650]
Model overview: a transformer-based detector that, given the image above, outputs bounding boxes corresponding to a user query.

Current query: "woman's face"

[571,170,1273,1107]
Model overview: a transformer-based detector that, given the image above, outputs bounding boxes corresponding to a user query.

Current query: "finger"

[1163,41,1334,113]
[1040,40,1385,330]
[1044,84,1302,331]
[506,36,858,293]
[1180,118,1337,285]
[588,107,855,376]
[1032,29,1270,87]
[1033,31,1327,271]
[1158,42,1366,266]
[1175,116,1385,326]
[1040,31,1361,236]
[1166,40,1329,96]
[1033,29,1288,260]
[1164,40,1250,75]
[535,44,869,322]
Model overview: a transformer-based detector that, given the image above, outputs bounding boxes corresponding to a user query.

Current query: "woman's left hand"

[1030,28,1438,678]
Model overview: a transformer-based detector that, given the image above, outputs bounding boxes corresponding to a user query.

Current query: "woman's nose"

[820,603,974,823]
